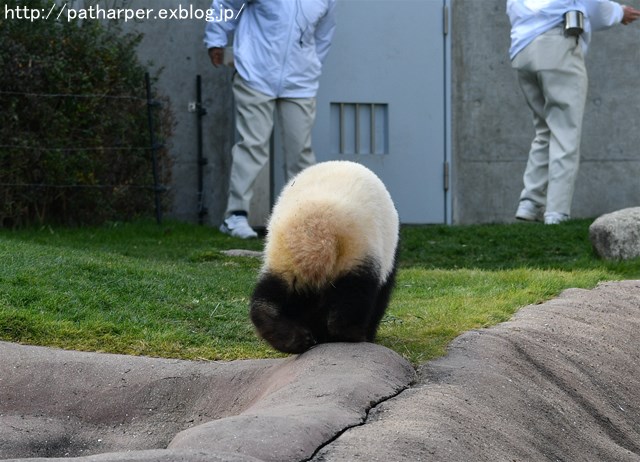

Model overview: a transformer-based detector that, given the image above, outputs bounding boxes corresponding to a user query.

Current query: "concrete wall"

[452,0,640,223]
[113,0,236,228]
[112,0,639,226]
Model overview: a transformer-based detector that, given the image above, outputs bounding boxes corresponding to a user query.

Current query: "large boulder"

[589,207,640,260]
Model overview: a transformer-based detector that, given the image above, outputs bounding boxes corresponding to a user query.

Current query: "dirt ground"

[1,280,640,462]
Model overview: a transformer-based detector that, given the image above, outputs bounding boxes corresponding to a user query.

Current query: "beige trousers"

[225,75,317,216]
[512,27,588,216]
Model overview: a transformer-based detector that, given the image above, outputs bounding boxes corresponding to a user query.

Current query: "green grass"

[0,219,638,364]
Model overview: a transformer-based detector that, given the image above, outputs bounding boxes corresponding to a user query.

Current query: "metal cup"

[563,10,584,37]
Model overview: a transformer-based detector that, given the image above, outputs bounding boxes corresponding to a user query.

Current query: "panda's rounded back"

[262,161,399,289]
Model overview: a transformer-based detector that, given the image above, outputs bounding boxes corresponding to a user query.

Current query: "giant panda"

[250,160,400,354]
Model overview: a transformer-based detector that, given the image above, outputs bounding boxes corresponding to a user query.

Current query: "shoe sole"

[544,218,569,225]
[515,213,542,222]
[219,223,257,239]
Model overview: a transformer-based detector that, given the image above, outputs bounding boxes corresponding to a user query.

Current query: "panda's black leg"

[366,251,399,341]
[324,269,380,343]
[250,273,316,354]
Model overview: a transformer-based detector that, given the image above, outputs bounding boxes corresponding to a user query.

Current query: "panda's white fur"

[250,160,399,354]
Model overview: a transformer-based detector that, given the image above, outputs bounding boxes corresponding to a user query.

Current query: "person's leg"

[276,97,317,181]
[221,76,276,238]
[516,68,551,217]
[226,75,276,216]
[541,42,588,220]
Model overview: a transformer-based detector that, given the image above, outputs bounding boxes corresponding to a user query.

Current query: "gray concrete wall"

[452,0,640,223]
[112,0,235,227]
[107,0,639,226]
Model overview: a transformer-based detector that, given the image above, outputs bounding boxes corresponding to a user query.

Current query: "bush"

[0,0,173,227]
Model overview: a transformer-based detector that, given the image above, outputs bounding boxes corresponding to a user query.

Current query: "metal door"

[312,0,451,224]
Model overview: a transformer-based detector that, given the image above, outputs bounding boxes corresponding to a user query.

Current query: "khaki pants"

[225,75,317,216]
[512,27,588,216]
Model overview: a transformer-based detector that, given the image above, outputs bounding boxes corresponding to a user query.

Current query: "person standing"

[507,0,640,224]
[205,0,337,238]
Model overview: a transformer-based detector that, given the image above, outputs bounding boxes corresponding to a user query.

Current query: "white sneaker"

[220,214,258,239]
[544,212,569,225]
[515,200,544,222]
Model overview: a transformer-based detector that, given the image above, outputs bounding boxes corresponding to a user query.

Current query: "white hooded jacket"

[204,0,336,98]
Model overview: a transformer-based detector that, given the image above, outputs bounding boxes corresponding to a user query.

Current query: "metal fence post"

[145,72,162,225]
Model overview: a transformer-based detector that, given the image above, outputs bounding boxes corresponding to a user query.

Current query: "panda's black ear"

[250,300,317,354]
[250,273,317,354]
[251,273,289,306]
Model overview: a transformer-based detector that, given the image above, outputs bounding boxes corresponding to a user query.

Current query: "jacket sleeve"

[584,0,624,31]
[314,0,337,63]
[203,0,247,49]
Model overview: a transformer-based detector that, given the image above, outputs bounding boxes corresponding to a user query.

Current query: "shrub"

[0,0,173,227]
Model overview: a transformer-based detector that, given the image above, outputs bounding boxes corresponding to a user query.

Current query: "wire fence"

[0,73,169,226]
[0,90,147,100]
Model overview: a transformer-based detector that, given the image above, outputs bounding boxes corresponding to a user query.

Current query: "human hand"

[621,5,640,25]
[208,47,224,67]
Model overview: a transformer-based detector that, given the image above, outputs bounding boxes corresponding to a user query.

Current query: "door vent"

[330,102,388,155]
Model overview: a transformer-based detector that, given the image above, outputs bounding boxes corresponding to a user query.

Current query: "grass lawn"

[0,219,638,364]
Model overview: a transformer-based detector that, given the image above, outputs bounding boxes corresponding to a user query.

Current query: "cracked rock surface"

[0,342,414,462]
[313,280,640,461]
[2,280,640,461]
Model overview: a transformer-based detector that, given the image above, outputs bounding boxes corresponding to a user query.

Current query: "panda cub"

[250,160,399,354]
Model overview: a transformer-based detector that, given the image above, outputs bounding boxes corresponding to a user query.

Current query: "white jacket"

[507,0,623,59]
[204,0,336,98]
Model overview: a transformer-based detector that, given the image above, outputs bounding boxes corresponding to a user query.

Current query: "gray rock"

[0,342,414,462]
[220,249,262,258]
[314,280,640,462]
[589,207,640,260]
